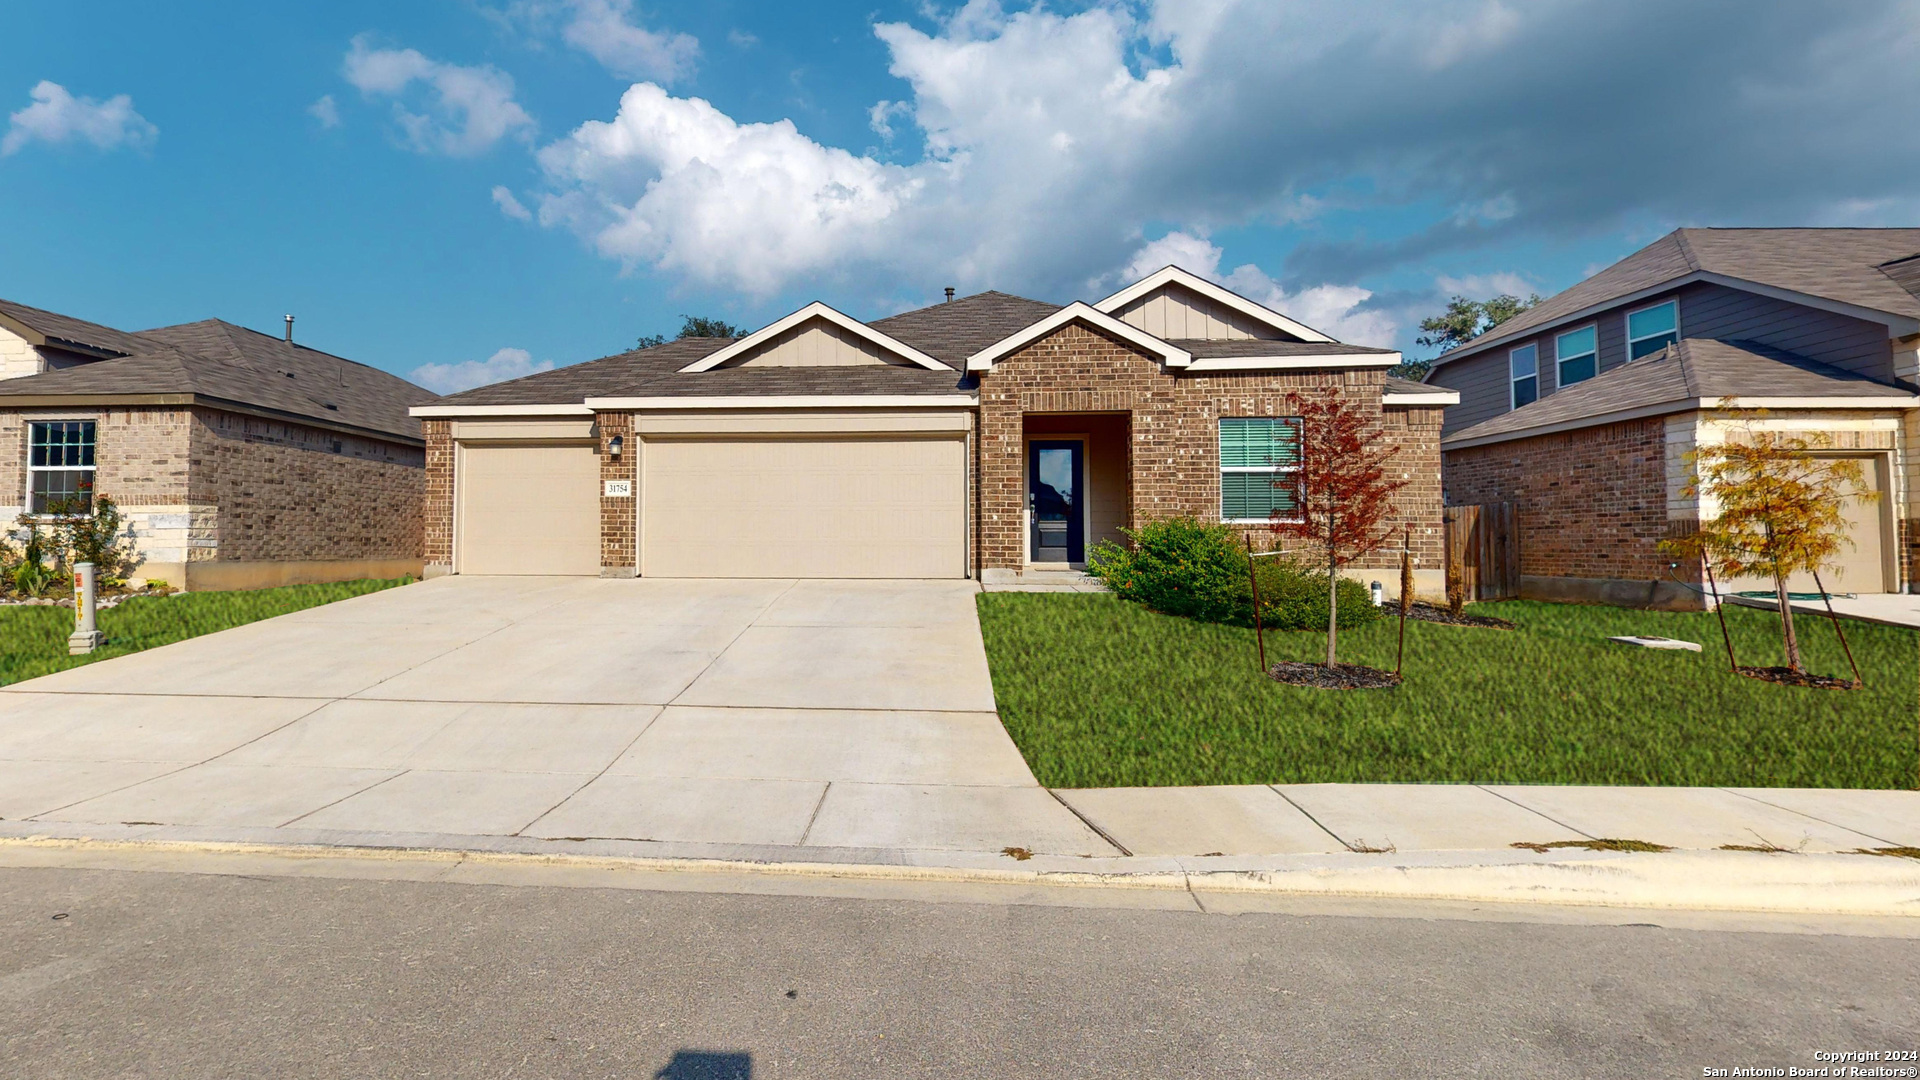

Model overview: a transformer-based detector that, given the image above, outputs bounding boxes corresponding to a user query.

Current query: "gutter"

[0,392,425,447]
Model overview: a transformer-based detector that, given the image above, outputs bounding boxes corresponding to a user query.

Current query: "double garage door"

[457,436,966,578]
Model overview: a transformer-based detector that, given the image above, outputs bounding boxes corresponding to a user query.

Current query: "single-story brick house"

[0,298,436,589]
[1426,228,1920,608]
[414,266,1457,593]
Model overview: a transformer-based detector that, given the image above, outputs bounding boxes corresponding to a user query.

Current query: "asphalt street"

[2,862,1915,1079]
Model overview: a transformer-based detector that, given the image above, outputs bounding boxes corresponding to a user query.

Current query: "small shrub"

[1087,516,1381,630]
[52,494,138,587]
[10,521,55,598]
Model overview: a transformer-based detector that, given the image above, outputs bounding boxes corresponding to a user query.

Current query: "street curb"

[3,833,1916,918]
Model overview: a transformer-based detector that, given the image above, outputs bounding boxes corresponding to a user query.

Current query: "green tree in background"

[1391,292,1542,380]
[637,314,744,349]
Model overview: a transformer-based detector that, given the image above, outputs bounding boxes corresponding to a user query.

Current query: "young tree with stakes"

[1658,406,1877,678]
[1268,389,1408,669]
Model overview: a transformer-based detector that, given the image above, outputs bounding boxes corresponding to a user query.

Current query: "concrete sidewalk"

[1726,591,1920,629]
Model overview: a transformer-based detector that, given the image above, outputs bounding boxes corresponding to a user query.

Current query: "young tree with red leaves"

[1268,389,1408,668]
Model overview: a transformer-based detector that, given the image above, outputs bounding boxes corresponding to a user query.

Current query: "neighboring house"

[413,267,1458,595]
[0,299,436,590]
[1426,228,1920,607]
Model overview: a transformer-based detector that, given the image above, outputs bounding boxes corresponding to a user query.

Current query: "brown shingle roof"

[1442,338,1915,448]
[1436,228,1920,369]
[0,319,435,442]
[0,297,156,357]
[870,291,1060,366]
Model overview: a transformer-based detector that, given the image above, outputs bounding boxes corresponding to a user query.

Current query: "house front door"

[1028,440,1084,564]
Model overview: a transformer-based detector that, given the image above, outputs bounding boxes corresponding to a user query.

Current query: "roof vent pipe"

[284,314,295,343]
[944,287,955,303]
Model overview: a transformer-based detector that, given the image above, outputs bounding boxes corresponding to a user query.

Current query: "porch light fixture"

[608,435,623,459]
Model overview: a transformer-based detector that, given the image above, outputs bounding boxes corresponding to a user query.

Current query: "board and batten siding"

[727,317,913,368]
[1112,284,1288,341]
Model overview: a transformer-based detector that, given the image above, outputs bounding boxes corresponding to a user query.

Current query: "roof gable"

[0,297,157,358]
[1094,266,1333,344]
[965,302,1192,371]
[680,302,948,372]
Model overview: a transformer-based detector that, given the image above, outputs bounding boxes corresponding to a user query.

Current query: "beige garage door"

[457,443,601,575]
[1728,454,1890,595]
[643,436,965,577]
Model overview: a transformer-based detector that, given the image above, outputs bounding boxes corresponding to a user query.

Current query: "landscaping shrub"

[1086,516,1380,630]
[55,494,138,587]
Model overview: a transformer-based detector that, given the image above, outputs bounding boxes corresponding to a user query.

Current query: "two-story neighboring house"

[1426,228,1920,608]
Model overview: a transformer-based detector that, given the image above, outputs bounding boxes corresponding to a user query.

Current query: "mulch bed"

[1267,661,1401,690]
[1735,665,1859,690]
[1401,602,1516,629]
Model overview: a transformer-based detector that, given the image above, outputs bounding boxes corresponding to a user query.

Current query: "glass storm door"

[1028,440,1084,563]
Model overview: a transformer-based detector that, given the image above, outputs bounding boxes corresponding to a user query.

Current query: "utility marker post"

[68,561,105,655]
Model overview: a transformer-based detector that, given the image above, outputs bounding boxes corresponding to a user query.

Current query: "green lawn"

[0,577,413,687]
[976,593,1919,790]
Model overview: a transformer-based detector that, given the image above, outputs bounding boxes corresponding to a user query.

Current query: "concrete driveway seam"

[278,769,412,828]
[663,579,801,708]
[512,706,668,837]
[796,782,833,846]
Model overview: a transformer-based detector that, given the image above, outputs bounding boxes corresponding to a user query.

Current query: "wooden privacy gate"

[1444,502,1519,601]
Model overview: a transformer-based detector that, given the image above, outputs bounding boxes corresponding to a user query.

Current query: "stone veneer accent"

[975,322,1445,576]
[597,411,636,574]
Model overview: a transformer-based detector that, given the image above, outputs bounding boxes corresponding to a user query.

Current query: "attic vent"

[324,403,338,411]
[284,314,295,343]
[944,287,955,303]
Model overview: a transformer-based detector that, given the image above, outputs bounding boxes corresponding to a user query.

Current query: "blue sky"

[4,1,1918,392]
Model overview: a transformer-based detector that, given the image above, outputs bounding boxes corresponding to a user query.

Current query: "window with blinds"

[1219,416,1300,522]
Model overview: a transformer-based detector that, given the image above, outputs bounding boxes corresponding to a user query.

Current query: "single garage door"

[457,443,601,575]
[643,436,965,578]
[1727,454,1890,595]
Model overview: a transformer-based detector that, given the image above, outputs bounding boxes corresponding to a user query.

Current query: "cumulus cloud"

[411,347,554,394]
[308,94,341,129]
[1123,231,1398,347]
[343,36,534,155]
[522,0,1920,306]
[492,185,533,220]
[496,1,698,81]
[2,81,156,156]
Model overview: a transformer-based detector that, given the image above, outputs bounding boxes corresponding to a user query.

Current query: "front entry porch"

[1016,413,1130,572]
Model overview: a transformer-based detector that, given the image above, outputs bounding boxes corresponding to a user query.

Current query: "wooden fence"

[1444,502,1519,601]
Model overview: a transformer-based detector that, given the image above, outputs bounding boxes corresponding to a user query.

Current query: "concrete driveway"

[0,578,1115,857]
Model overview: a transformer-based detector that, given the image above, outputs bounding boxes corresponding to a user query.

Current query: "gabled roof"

[871,291,1061,367]
[678,301,949,372]
[965,302,1193,371]
[1435,228,1920,370]
[0,297,156,359]
[1094,265,1334,343]
[0,319,435,442]
[1443,338,1919,450]
[418,335,969,412]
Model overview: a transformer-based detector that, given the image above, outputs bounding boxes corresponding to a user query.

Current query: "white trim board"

[585,395,977,410]
[1094,265,1334,343]
[412,404,595,418]
[678,301,949,372]
[1183,354,1401,372]
[1383,389,1460,406]
[1442,395,1920,451]
[966,302,1193,371]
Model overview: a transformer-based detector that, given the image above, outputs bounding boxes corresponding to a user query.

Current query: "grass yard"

[976,593,1919,790]
[0,577,412,687]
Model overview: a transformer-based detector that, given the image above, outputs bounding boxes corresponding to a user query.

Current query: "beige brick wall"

[976,322,1443,574]
[187,407,423,563]
[0,326,44,381]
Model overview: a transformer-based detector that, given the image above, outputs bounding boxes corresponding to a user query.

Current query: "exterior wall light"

[609,435,623,459]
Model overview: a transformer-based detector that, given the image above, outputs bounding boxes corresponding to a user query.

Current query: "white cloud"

[342,36,534,156]
[411,347,554,394]
[1119,231,1398,347]
[2,80,156,157]
[492,185,533,220]
[308,94,341,129]
[522,0,1920,310]
[560,0,698,81]
[727,29,758,49]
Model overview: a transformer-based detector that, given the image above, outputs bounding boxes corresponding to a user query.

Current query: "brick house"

[414,267,1456,595]
[0,298,435,590]
[1425,229,1920,607]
